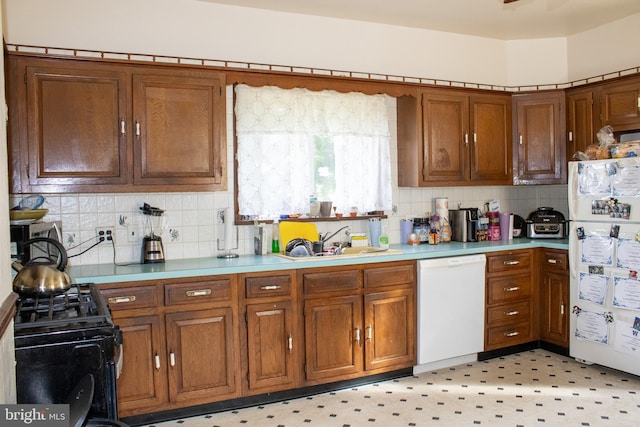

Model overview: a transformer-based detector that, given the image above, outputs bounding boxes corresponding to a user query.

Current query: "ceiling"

[196,0,640,40]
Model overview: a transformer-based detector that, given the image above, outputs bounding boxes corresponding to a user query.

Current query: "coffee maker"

[140,203,166,263]
[450,208,479,242]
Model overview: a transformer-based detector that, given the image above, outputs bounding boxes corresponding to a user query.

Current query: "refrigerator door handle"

[569,222,579,280]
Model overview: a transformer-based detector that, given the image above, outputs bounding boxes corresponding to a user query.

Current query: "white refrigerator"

[568,157,640,376]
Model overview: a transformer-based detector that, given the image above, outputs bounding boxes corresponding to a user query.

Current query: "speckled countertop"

[68,238,568,284]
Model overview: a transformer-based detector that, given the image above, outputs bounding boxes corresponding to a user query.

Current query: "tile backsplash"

[10,88,569,266]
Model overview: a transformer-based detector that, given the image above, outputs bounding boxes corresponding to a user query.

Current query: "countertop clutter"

[68,238,568,284]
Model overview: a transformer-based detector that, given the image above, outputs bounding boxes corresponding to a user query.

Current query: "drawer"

[486,321,532,349]
[486,301,531,326]
[364,263,414,289]
[487,251,531,274]
[487,274,531,305]
[245,275,292,299]
[303,269,360,295]
[101,285,158,310]
[542,250,568,271]
[164,278,232,305]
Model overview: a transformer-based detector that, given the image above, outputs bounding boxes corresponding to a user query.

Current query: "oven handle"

[115,343,123,379]
[114,327,124,379]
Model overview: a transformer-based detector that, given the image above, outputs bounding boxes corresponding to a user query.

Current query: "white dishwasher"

[414,254,486,373]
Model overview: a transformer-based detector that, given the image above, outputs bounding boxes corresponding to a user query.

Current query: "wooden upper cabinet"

[397,89,511,187]
[469,94,512,182]
[566,88,596,163]
[18,63,130,190]
[512,91,566,185]
[132,74,225,187]
[420,91,469,182]
[600,78,640,131]
[7,55,227,193]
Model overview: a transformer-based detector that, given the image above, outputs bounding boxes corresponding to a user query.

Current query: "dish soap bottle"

[378,228,389,249]
[271,222,280,254]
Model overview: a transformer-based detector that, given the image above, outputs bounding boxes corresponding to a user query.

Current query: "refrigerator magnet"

[576,226,585,239]
[610,225,620,238]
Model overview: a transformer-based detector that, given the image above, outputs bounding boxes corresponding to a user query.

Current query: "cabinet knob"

[354,328,361,345]
[170,352,176,367]
[366,325,372,341]
[288,334,293,353]
[519,135,523,145]
[120,119,126,135]
[154,354,161,370]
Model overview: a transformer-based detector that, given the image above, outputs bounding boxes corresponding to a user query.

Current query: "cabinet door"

[420,91,469,183]
[23,64,129,190]
[114,315,167,416]
[566,88,595,163]
[165,308,239,404]
[601,79,640,131]
[304,295,363,381]
[513,91,566,185]
[132,73,226,188]
[540,271,569,348]
[470,94,512,183]
[246,301,296,392]
[363,288,415,371]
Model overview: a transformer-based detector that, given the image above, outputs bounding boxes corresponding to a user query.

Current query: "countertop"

[68,238,568,284]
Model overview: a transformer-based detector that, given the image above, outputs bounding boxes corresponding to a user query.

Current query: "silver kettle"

[12,237,72,295]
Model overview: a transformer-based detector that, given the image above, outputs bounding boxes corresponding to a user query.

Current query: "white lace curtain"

[235,84,392,218]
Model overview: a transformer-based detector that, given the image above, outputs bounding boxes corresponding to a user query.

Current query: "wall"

[0,0,18,405]
[567,13,640,82]
[4,0,563,87]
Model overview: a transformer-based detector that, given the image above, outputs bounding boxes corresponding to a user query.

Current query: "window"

[234,84,392,219]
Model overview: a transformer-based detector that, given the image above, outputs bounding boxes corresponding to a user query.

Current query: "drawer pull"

[260,285,282,290]
[503,260,520,265]
[547,258,557,264]
[185,289,212,297]
[108,296,136,304]
[288,334,293,353]
[154,354,161,370]
[504,331,520,337]
[504,310,520,316]
[504,286,520,292]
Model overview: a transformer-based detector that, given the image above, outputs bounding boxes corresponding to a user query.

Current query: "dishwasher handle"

[419,254,486,270]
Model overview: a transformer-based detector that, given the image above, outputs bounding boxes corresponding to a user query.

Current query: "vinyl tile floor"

[141,350,640,427]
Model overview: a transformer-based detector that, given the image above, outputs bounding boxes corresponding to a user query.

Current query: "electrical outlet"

[96,227,114,243]
[127,226,138,242]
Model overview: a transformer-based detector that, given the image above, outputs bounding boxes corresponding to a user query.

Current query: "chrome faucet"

[320,225,351,245]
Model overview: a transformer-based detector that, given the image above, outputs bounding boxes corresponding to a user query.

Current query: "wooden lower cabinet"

[165,308,237,404]
[101,276,240,418]
[301,262,416,385]
[539,249,569,348]
[112,315,167,413]
[484,249,536,351]
[304,295,363,381]
[103,263,415,418]
[240,271,299,395]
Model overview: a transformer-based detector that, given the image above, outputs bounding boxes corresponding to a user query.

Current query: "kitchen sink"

[273,246,403,261]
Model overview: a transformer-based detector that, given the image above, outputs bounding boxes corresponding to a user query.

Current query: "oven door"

[15,334,118,420]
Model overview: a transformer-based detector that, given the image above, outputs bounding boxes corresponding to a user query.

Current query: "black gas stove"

[14,283,121,420]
